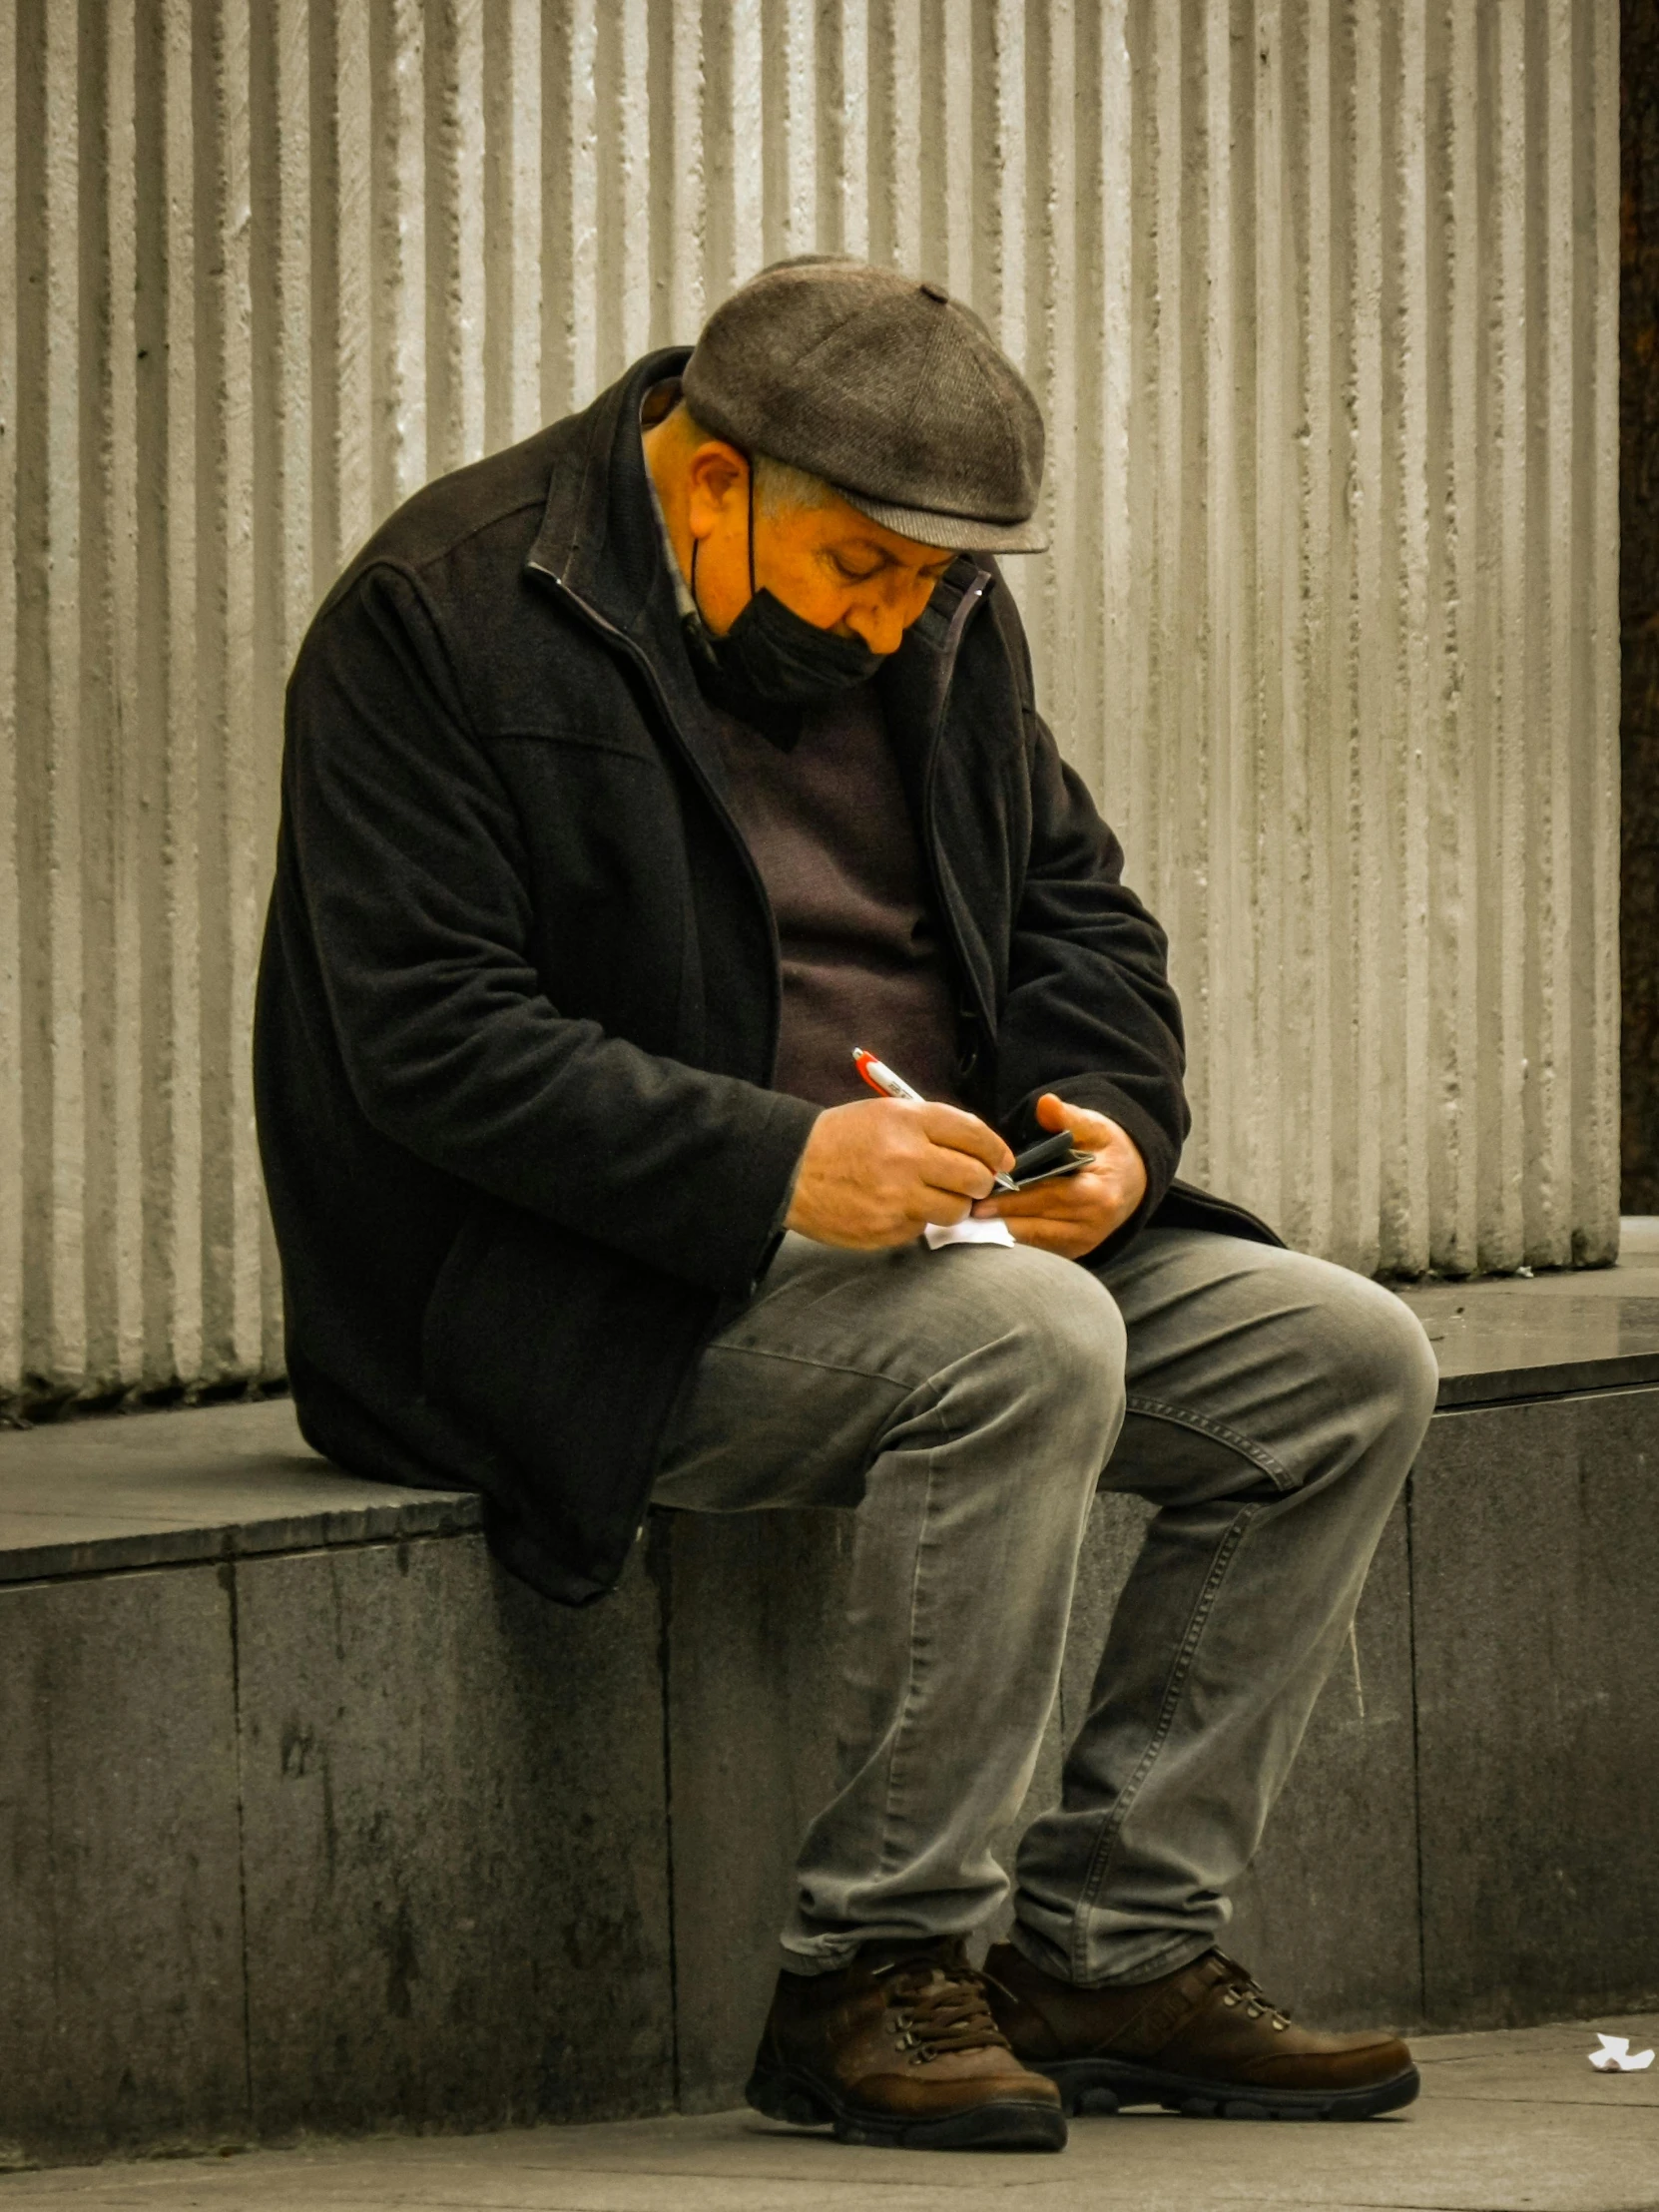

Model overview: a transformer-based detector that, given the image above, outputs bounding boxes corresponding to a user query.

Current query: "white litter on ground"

[1588,2033,1655,2071]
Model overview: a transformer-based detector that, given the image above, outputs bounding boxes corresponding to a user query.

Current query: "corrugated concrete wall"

[0,1,1621,1409]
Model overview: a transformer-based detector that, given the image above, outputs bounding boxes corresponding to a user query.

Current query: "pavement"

[4,2014,1658,2212]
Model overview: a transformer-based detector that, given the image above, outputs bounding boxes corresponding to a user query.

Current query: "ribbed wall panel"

[0,0,1621,1405]
[0,0,20,1386]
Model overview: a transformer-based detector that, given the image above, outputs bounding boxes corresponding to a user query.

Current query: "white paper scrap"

[925,1216,1018,1251]
[1588,2035,1655,2071]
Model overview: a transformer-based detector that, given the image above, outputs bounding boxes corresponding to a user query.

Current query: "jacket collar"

[528,346,692,635]
[875,558,995,828]
[528,347,741,793]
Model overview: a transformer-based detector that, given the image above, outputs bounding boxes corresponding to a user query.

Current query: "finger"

[972,1190,1059,1218]
[917,1102,1016,1175]
[973,1172,1117,1218]
[974,1198,1131,1249]
[1001,1216,1092,1256]
[913,1189,973,1228]
[1036,1091,1118,1147]
[919,1145,998,1201]
[987,1201,1097,1232]
[1001,1195,1131,1247]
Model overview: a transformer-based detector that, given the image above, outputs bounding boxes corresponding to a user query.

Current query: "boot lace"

[873,1954,1011,2062]
[1214,1953,1294,2032]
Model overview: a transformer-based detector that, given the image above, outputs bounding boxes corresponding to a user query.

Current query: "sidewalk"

[4,2014,1656,2212]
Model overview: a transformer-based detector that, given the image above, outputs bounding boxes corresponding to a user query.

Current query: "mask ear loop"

[746,454,758,602]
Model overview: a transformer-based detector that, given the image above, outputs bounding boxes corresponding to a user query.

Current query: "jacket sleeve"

[281,559,819,1296]
[992,695,1191,1246]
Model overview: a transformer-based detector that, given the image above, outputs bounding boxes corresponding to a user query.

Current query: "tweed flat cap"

[681,256,1047,553]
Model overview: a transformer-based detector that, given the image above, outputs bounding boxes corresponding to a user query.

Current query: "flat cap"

[681,256,1047,553]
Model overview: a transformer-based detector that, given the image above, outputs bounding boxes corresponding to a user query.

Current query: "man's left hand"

[971,1093,1148,1260]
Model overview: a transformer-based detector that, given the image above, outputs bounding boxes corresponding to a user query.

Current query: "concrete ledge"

[0,1400,481,1583]
[1403,1259,1659,1404]
[6,1270,1659,2161]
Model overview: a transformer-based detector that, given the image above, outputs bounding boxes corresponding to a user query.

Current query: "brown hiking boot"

[983,1941,1419,2121]
[745,1936,1067,2150]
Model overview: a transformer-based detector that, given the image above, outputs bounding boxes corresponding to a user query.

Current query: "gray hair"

[672,399,836,518]
[752,450,835,519]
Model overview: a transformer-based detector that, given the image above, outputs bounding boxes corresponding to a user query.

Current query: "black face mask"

[688,468,884,736]
[705,584,884,705]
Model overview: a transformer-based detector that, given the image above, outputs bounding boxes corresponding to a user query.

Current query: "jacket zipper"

[918,571,999,1047]
[527,556,791,1558]
[525,556,786,1084]
[527,557,996,1079]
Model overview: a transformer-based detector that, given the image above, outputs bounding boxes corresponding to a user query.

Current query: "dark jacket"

[255,347,1278,1606]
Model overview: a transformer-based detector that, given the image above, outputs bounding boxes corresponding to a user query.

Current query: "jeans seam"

[1065,1502,1260,1985]
[1122,1392,1295,1491]
[873,1394,951,1881]
[696,1336,966,1400]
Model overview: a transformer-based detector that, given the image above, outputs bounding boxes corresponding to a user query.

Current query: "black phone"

[1007,1130,1096,1189]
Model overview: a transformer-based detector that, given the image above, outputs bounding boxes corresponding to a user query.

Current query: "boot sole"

[1040,2055,1421,2122]
[746,2060,1068,2151]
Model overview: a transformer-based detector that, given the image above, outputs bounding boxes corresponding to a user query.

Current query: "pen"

[851,1047,1020,1193]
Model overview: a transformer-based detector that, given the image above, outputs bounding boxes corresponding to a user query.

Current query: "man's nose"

[846,602,907,656]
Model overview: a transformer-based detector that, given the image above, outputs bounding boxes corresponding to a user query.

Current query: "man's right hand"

[784,1099,1017,1249]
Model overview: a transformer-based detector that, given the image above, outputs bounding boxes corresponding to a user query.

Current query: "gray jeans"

[652,1226,1438,1987]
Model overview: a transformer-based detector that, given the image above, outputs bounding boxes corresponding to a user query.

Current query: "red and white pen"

[851,1047,926,1105]
[851,1047,1019,1193]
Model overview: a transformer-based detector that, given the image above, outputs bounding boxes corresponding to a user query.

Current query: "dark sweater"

[710,685,965,1110]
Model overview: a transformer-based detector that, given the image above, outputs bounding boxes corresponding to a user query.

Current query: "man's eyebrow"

[828,536,896,563]
[831,536,954,577]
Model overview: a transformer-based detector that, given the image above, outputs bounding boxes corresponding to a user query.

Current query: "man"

[256,258,1439,2155]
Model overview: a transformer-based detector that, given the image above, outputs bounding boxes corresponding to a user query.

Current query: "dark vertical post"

[1622,0,1659,1212]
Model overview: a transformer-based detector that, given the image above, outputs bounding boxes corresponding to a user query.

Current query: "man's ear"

[685,440,750,538]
